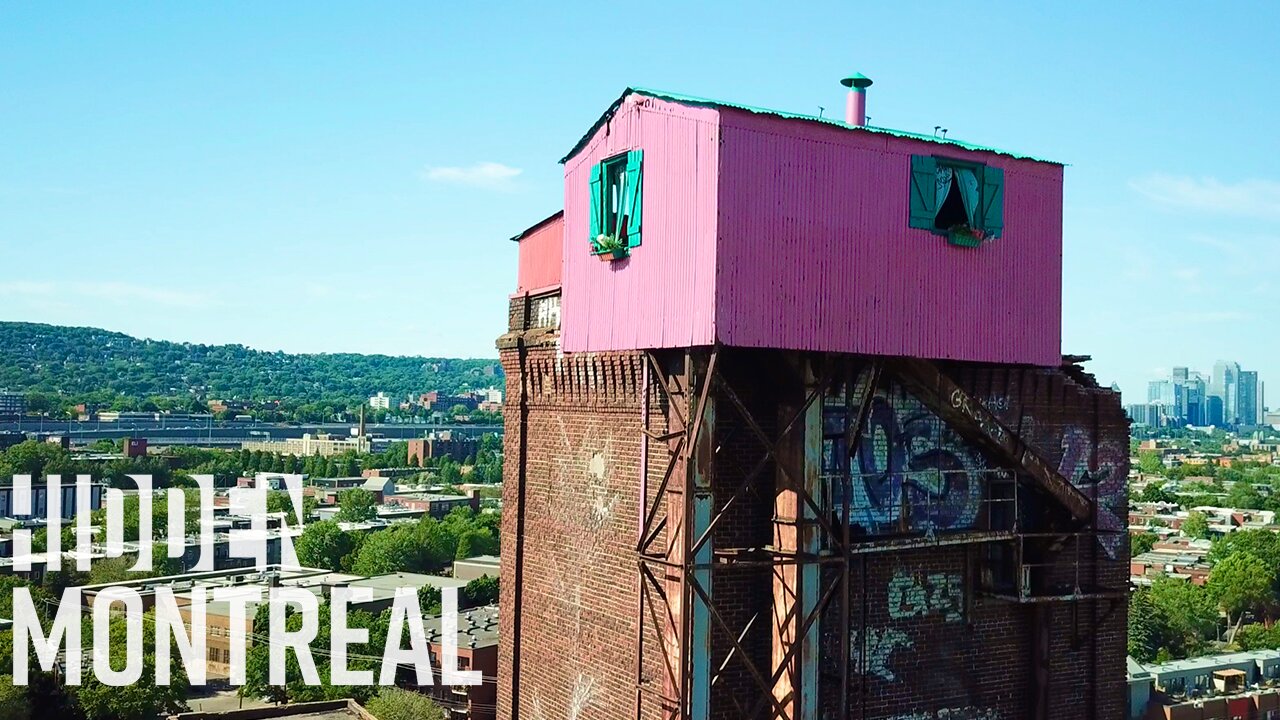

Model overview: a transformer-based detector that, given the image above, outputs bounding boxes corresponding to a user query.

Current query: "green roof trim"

[560,87,1063,166]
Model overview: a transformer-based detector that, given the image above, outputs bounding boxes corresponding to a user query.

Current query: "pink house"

[538,84,1064,366]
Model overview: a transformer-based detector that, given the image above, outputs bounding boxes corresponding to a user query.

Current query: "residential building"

[1128,650,1280,720]
[385,492,477,519]
[406,431,479,465]
[421,604,498,720]
[359,476,395,502]
[368,392,392,410]
[0,476,104,521]
[497,79,1129,719]
[0,391,25,417]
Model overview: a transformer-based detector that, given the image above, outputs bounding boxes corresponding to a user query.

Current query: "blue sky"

[1,2,1277,407]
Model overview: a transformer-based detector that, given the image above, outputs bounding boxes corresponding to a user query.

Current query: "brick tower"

[498,80,1128,720]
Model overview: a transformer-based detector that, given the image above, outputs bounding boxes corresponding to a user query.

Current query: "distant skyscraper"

[1239,371,1261,425]
[1212,360,1241,425]
[1205,395,1225,426]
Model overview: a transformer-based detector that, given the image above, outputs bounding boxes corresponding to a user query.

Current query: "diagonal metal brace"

[891,357,1093,522]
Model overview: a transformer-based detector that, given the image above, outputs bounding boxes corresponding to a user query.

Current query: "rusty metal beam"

[891,357,1093,522]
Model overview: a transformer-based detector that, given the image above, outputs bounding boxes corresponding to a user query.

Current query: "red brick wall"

[499,342,655,720]
[498,342,1128,720]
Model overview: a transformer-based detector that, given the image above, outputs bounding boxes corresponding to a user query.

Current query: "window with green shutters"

[909,154,1004,247]
[589,149,643,255]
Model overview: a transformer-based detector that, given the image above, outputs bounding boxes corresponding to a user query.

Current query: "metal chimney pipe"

[841,73,873,126]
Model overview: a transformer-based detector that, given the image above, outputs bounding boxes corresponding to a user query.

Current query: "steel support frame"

[635,349,881,720]
[633,350,1112,720]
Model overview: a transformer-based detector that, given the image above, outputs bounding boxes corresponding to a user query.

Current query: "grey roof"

[423,604,499,650]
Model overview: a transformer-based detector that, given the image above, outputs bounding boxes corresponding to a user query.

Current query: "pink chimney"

[841,72,873,126]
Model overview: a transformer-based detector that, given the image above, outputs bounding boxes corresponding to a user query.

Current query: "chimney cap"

[840,73,873,90]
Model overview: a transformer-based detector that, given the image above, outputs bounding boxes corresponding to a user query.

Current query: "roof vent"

[840,73,873,127]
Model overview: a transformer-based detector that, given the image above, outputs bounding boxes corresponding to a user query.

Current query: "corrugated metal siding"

[515,214,564,294]
[560,97,720,352]
[715,108,1063,366]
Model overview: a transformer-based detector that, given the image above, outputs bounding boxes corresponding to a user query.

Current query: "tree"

[1128,588,1161,663]
[462,575,499,608]
[1182,512,1210,540]
[1208,551,1275,629]
[1130,533,1158,559]
[1137,450,1165,475]
[1235,623,1280,651]
[295,521,355,572]
[0,676,29,720]
[73,614,189,720]
[267,491,317,526]
[1138,483,1177,504]
[365,687,445,720]
[335,489,378,523]
[418,585,443,616]
[1209,529,1280,578]
[1148,577,1218,657]
[352,527,419,576]
[1227,481,1266,510]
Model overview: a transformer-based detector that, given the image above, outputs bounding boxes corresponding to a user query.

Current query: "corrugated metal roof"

[560,87,1063,165]
[509,209,564,242]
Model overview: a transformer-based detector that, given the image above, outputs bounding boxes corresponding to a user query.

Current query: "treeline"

[0,320,501,412]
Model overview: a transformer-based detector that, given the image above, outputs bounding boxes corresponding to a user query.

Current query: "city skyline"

[1132,360,1271,428]
[2,2,1278,408]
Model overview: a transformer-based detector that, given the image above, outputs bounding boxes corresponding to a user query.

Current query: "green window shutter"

[908,155,938,229]
[623,149,643,248]
[981,166,1004,238]
[588,162,604,246]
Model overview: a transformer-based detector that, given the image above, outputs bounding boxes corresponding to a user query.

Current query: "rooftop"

[561,86,1062,165]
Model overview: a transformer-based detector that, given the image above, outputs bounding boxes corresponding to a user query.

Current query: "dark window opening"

[934,180,969,231]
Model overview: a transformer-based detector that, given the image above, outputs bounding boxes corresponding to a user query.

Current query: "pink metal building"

[560,87,1063,366]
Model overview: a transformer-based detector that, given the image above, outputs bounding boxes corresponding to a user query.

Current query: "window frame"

[588,149,644,254]
[909,154,1005,246]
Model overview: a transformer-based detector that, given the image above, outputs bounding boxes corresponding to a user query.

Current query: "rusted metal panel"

[714,107,1063,366]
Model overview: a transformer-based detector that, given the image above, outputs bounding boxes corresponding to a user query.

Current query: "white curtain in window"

[954,168,980,224]
[935,166,954,211]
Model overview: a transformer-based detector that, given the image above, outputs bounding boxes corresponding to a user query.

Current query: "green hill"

[0,321,501,405]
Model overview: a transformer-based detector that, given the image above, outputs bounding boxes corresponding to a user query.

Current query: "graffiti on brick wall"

[1056,426,1126,558]
[886,707,1001,720]
[1000,412,1127,559]
[846,384,988,534]
[887,568,964,622]
[848,568,965,683]
[850,627,913,681]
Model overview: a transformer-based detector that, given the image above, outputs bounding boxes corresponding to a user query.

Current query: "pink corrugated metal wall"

[560,96,720,352]
[515,214,564,294]
[715,108,1063,366]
